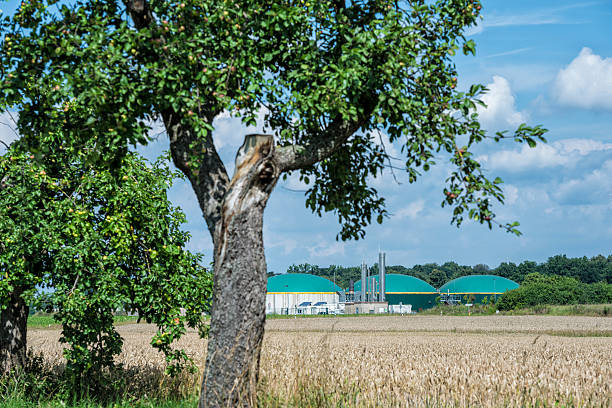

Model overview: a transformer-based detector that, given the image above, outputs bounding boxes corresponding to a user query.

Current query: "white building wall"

[266,292,339,314]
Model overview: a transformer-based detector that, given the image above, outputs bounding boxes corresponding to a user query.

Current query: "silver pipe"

[380,252,386,302]
[360,261,366,302]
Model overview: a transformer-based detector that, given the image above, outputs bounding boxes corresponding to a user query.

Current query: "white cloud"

[467,3,597,36]
[464,22,483,36]
[488,144,569,170]
[307,238,346,259]
[372,130,401,160]
[212,108,268,151]
[184,228,214,257]
[529,94,553,116]
[134,119,169,161]
[552,160,612,205]
[480,138,612,171]
[478,64,558,93]
[486,14,559,29]
[394,199,425,220]
[280,171,311,192]
[0,111,20,152]
[555,138,612,156]
[265,232,299,257]
[553,48,612,110]
[504,185,519,205]
[477,76,526,130]
[520,186,552,206]
[483,48,532,59]
[368,130,410,189]
[466,13,559,37]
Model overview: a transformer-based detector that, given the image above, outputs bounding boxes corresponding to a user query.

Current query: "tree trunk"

[199,135,279,408]
[0,287,29,375]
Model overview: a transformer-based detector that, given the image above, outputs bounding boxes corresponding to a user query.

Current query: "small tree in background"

[429,269,448,289]
[1,0,547,405]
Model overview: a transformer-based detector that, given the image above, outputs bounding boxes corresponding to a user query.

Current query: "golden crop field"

[28,315,612,407]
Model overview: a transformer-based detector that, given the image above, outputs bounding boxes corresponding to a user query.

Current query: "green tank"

[438,275,519,304]
[354,274,438,311]
[267,273,342,293]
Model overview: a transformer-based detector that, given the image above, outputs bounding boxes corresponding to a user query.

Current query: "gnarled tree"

[1,0,546,406]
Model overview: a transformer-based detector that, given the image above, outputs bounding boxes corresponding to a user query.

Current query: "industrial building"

[438,275,519,304]
[353,274,438,312]
[267,251,520,315]
[266,273,342,315]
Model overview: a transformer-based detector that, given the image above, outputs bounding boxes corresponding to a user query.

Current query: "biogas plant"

[266,252,519,315]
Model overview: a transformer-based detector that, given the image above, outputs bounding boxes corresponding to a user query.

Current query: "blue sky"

[2,1,611,273]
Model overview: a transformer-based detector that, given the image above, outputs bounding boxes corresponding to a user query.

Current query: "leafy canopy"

[1,0,546,242]
[260,0,547,237]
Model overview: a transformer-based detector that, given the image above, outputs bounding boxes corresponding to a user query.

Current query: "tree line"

[281,254,612,290]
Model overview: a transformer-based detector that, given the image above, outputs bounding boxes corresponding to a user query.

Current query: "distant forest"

[273,254,612,290]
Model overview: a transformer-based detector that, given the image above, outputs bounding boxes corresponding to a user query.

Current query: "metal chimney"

[367,276,371,302]
[371,276,375,302]
[360,262,366,302]
[379,252,386,302]
[374,276,378,302]
[366,266,370,301]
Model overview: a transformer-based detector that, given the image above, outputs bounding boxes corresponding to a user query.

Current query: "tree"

[492,261,519,283]
[472,263,490,274]
[1,1,547,405]
[516,260,539,282]
[0,148,211,380]
[429,269,448,289]
[286,263,321,275]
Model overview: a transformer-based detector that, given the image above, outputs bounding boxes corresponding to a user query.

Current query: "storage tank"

[266,273,342,315]
[354,274,438,311]
[438,275,519,304]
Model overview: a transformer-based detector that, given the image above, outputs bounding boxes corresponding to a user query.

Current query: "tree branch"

[275,118,360,172]
[124,0,230,240]
[124,0,153,29]
[162,110,230,239]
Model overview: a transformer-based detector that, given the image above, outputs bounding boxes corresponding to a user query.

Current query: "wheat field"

[28,315,612,407]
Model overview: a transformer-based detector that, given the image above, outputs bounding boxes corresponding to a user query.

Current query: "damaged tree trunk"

[199,134,279,408]
[0,287,29,376]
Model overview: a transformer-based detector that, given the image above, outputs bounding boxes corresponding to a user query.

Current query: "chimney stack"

[360,261,366,302]
[379,251,386,302]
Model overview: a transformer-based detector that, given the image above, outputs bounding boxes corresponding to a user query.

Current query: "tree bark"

[0,287,29,375]
[199,134,278,408]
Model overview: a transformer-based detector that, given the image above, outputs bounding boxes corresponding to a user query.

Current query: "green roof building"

[438,275,519,303]
[354,274,438,311]
[267,273,341,293]
[266,274,342,314]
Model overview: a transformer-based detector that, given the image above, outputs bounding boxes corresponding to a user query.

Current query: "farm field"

[27,315,612,407]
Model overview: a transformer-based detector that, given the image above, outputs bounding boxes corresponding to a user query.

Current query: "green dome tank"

[267,273,342,293]
[438,275,519,303]
[354,274,437,311]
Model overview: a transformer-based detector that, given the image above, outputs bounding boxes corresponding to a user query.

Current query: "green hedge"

[497,273,612,310]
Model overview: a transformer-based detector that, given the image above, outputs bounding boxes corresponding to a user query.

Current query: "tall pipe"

[366,266,370,301]
[373,276,377,302]
[379,252,386,302]
[360,261,366,302]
